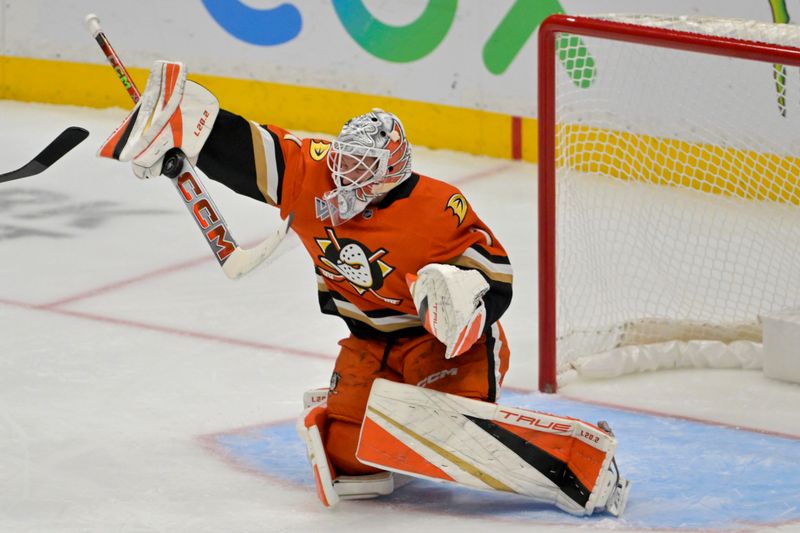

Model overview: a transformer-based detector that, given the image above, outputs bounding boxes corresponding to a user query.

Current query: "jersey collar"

[374,173,420,209]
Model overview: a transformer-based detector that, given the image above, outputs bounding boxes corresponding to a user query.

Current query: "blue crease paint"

[209,391,800,530]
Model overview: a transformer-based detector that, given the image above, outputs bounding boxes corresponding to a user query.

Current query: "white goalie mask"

[323,108,412,225]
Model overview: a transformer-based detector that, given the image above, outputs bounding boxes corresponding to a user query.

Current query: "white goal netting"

[550,14,800,380]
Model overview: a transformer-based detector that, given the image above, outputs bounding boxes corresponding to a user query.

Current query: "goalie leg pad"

[296,403,340,508]
[297,391,396,508]
[98,60,219,178]
[303,387,330,409]
[356,379,631,516]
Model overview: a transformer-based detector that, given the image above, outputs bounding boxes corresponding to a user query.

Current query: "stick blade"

[0,127,89,183]
[34,127,90,167]
[221,213,294,280]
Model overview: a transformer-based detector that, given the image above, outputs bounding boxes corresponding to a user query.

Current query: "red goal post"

[537,14,800,392]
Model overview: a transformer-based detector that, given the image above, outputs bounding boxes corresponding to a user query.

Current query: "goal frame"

[537,14,800,393]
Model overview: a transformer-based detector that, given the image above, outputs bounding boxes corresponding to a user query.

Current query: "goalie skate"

[591,457,631,517]
[592,421,631,517]
[334,472,395,500]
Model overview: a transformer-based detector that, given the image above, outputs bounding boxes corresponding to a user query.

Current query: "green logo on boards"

[332,0,457,63]
[331,0,596,87]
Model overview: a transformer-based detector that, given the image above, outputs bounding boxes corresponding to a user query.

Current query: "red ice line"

[3,163,517,362]
[11,162,794,440]
[40,255,213,309]
[1,296,331,361]
[562,394,800,442]
[35,162,518,312]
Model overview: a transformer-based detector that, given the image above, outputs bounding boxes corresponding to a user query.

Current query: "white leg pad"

[356,379,631,516]
[303,387,329,409]
[296,403,340,508]
[297,390,397,507]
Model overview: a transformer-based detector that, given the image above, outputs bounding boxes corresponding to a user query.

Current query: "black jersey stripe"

[197,110,267,203]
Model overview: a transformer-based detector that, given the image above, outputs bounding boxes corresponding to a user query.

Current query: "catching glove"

[98,60,219,179]
[406,263,489,359]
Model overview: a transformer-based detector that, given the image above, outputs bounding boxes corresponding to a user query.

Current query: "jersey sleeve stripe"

[467,243,512,265]
[266,127,286,205]
[249,122,283,206]
[248,121,272,205]
[487,322,504,402]
[450,247,513,284]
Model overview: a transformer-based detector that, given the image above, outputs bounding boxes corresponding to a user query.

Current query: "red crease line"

[561,392,800,441]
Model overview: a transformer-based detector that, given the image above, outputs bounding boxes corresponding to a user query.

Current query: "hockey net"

[538,14,800,391]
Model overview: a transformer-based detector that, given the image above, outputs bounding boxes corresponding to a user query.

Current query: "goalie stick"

[160,149,294,279]
[84,13,292,279]
[0,127,89,184]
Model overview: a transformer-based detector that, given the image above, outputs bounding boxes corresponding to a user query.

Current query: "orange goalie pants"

[325,325,510,475]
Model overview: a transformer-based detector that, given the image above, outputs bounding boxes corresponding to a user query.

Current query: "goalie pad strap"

[333,472,395,500]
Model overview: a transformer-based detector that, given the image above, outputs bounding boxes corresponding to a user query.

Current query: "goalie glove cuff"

[448,300,487,359]
[406,263,490,359]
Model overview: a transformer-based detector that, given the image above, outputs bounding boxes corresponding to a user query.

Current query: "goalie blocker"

[298,380,630,516]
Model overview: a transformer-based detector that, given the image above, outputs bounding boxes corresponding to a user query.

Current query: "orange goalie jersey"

[196,110,513,340]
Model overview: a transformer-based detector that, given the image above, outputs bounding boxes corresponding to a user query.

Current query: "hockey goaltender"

[98,60,631,516]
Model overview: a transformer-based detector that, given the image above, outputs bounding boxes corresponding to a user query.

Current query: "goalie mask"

[323,109,412,225]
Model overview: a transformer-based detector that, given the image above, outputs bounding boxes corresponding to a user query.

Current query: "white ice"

[1,101,798,532]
